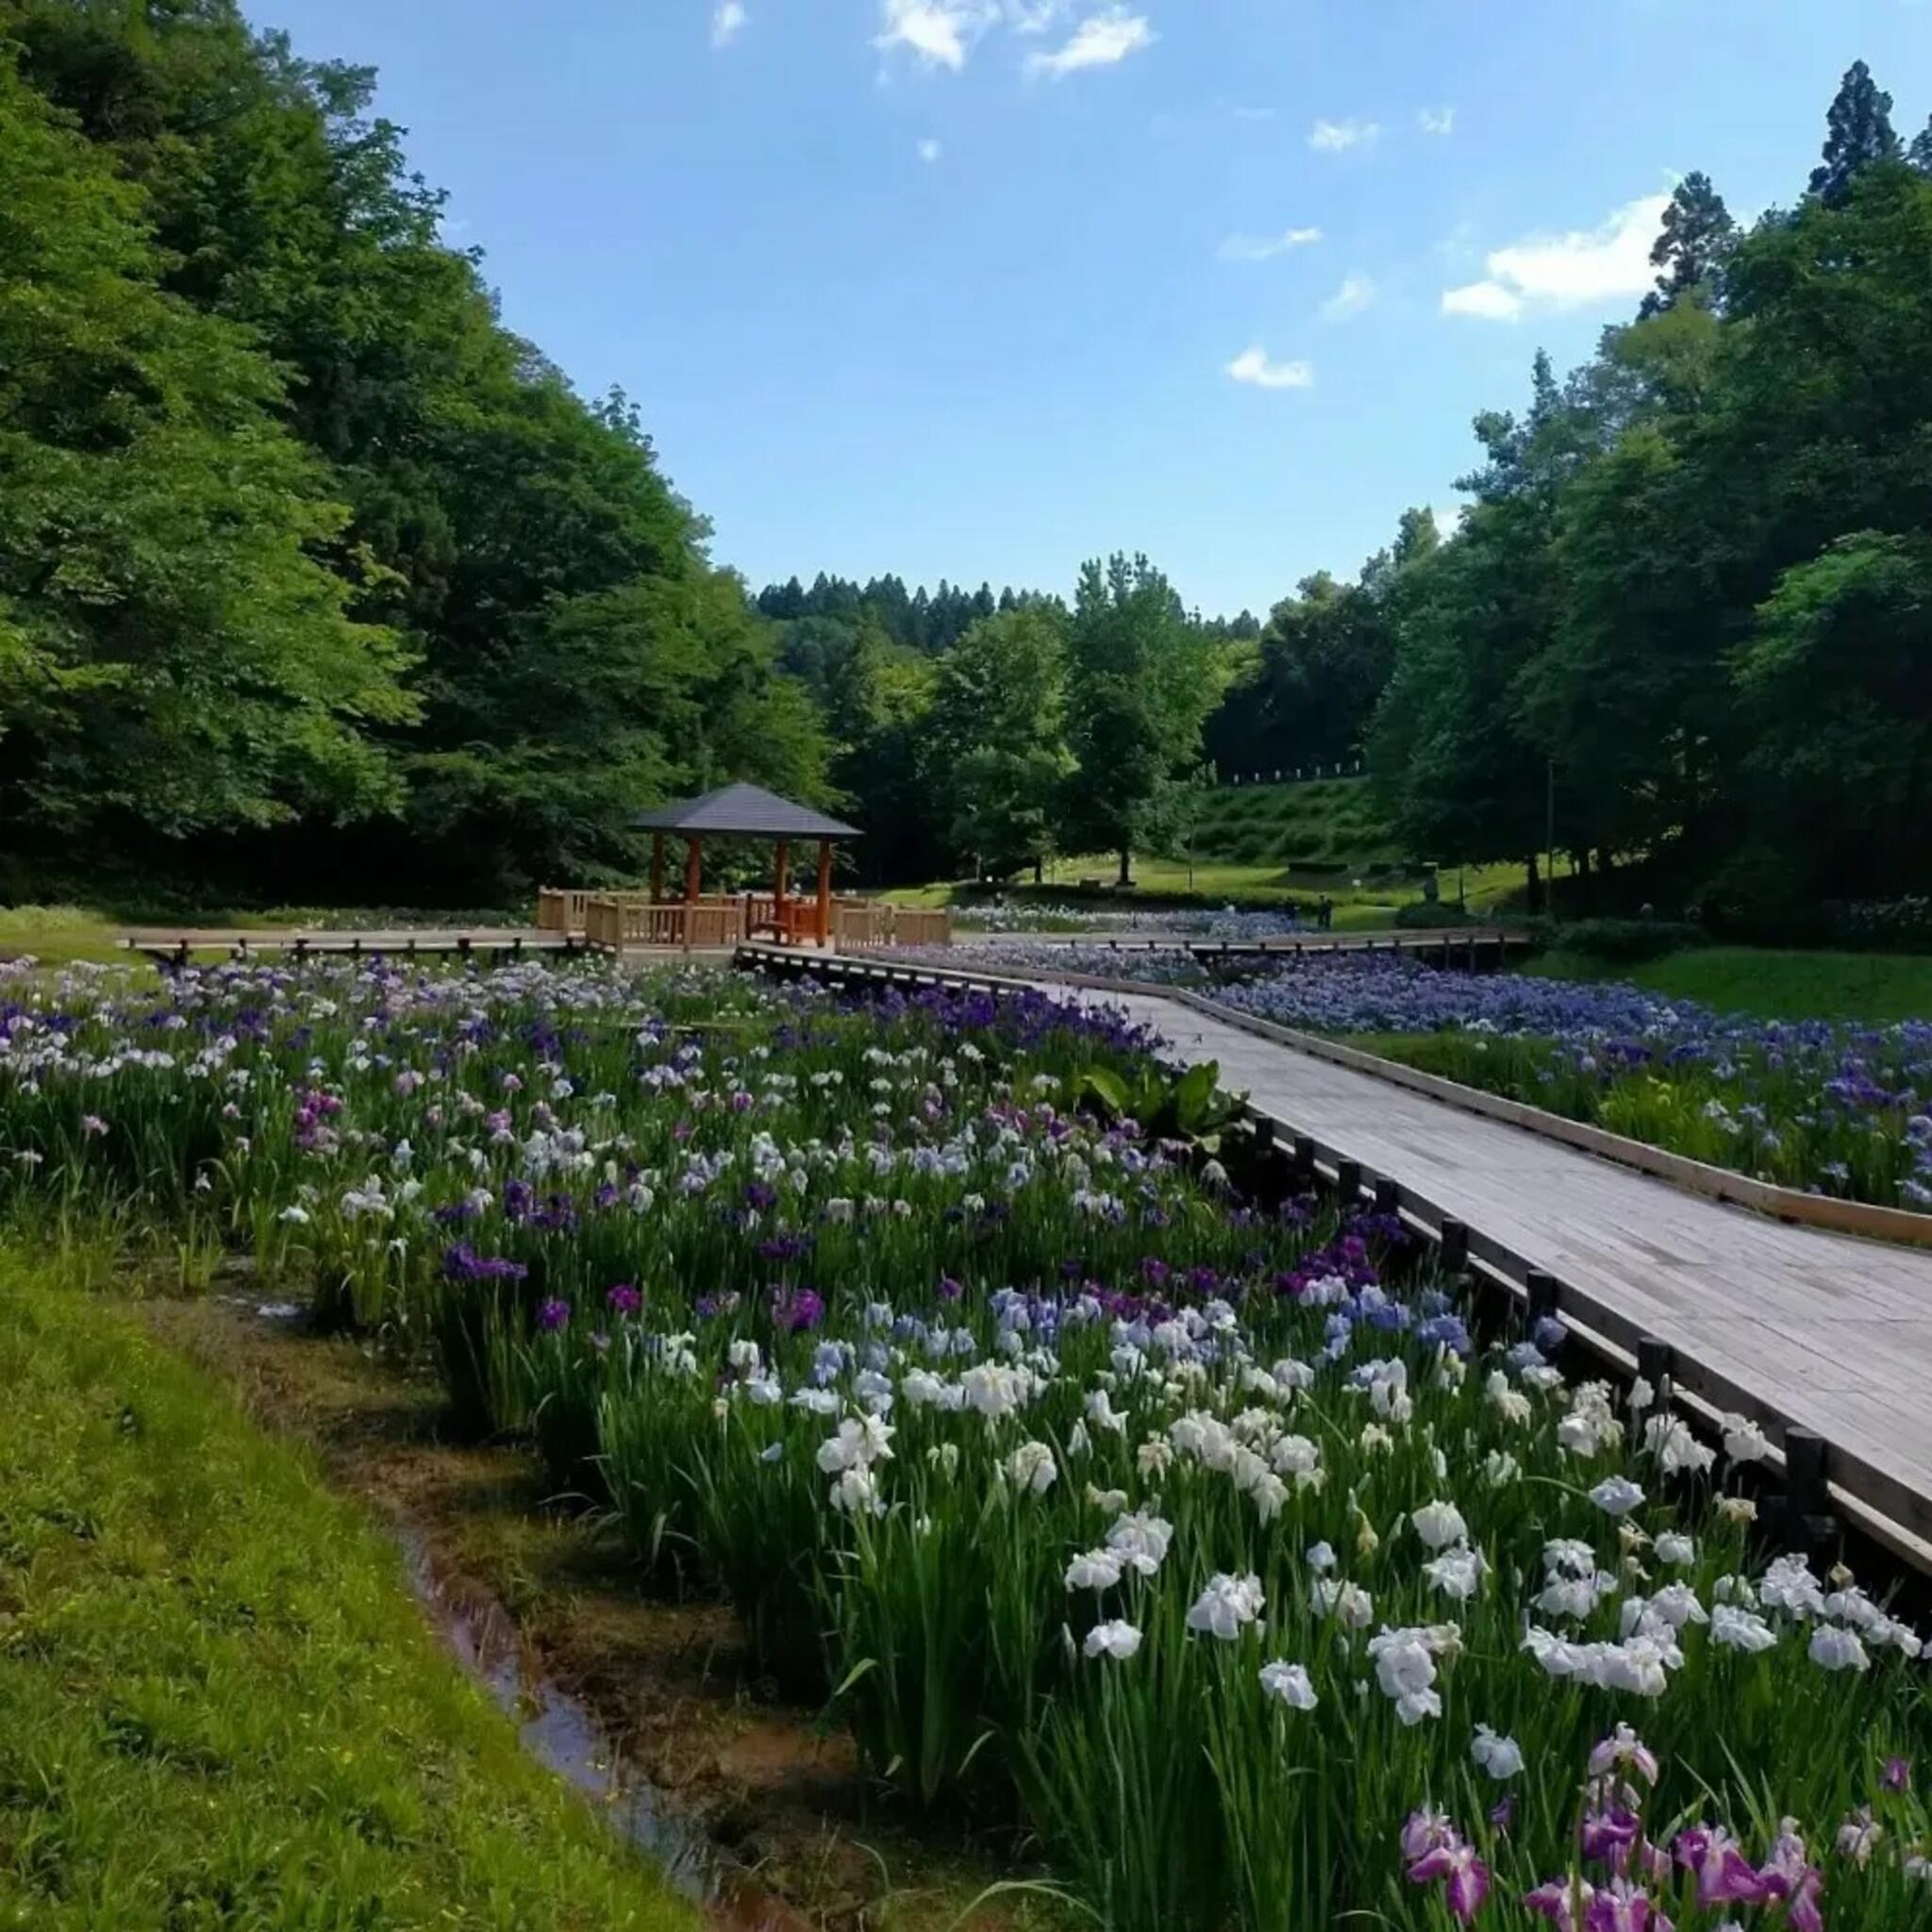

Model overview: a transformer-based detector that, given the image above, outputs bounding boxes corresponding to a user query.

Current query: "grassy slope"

[1533,944,1932,1024]
[891,782,1552,925]
[0,1268,695,1932]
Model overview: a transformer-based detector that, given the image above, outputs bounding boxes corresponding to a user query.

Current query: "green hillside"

[1182,778,1410,875]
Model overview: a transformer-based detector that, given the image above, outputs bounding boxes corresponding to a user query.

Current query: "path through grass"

[0,1262,697,1932]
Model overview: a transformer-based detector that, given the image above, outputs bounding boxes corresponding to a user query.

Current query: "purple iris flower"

[1883,1755,1910,1792]
[1673,1825,1766,1907]
[1579,1807,1642,1870]
[1524,1877,1595,1930]
[1581,1881,1672,1931]
[771,1286,824,1333]
[607,1283,642,1316]
[1406,1829,1490,1923]
[536,1297,571,1333]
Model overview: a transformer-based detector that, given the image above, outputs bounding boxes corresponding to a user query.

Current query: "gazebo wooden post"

[650,833,665,905]
[681,836,703,954]
[773,838,790,943]
[815,839,833,948]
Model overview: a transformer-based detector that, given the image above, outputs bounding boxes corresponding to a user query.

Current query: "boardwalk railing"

[549,890,953,952]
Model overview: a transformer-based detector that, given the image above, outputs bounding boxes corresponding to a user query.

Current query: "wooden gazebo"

[635,783,860,948]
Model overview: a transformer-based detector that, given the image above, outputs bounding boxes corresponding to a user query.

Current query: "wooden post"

[651,833,666,905]
[816,839,833,948]
[774,838,790,941]
[684,835,703,904]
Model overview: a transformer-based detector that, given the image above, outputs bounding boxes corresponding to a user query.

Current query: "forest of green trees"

[4,3,1931,921]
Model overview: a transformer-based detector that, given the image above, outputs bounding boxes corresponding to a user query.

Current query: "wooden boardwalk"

[1088,984,1932,1563]
[740,945,1932,1568]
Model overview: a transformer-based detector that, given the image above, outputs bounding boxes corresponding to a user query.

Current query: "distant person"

[1317,893,1333,931]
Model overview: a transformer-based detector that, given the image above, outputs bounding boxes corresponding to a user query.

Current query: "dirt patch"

[139,1292,1061,1932]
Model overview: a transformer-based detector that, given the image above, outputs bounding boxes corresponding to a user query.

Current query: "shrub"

[1524,916,1706,963]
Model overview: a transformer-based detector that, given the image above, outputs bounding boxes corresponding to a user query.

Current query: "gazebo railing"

[559,891,951,952]
[537,887,593,934]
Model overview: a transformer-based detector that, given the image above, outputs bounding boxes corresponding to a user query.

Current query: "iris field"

[941,945,1932,1215]
[2,954,1930,1928]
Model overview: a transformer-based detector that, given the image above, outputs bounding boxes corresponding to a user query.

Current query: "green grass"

[0,905,129,967]
[1530,943,1932,1024]
[0,1264,697,1932]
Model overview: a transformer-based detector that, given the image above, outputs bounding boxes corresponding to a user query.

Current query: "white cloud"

[1431,502,1467,538]
[918,137,943,162]
[1440,193,1669,322]
[710,0,746,46]
[1307,117,1378,153]
[1218,225,1323,262]
[1318,272,1375,322]
[1225,345,1313,391]
[1006,0,1067,29]
[1441,279,1524,320]
[1025,8,1155,78]
[1417,105,1456,136]
[875,0,997,70]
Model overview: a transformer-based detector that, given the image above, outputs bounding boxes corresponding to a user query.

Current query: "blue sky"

[253,0,1932,617]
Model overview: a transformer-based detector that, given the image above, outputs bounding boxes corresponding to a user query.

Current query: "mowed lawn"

[0,1265,696,1932]
[1533,944,1932,1024]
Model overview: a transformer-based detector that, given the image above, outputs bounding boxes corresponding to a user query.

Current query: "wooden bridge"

[737,943,1932,1578]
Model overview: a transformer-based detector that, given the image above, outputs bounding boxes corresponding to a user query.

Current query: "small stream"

[396,1527,814,1932]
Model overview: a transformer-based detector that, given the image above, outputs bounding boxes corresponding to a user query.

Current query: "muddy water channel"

[145,1296,1053,1932]
[397,1525,809,1932]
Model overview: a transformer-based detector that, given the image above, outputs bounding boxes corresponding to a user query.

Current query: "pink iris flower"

[1525,1876,1596,1930]
[1407,1836,1491,1923]
[1757,1825,1825,1932]
[1401,1807,1457,1861]
[1580,1807,1642,1869]
[1588,1725,1660,1788]
[1582,1880,1673,1932]
[1674,1825,1768,1907]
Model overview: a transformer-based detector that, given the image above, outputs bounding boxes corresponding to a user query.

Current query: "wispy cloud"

[1318,273,1375,323]
[1431,501,1467,538]
[874,0,997,71]
[1025,8,1155,78]
[918,137,943,162]
[1441,193,1669,322]
[1307,116,1378,153]
[1225,345,1313,391]
[1417,105,1456,136]
[710,0,746,47]
[1218,225,1323,262]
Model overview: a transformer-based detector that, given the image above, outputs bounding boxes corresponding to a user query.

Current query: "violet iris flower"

[1673,1825,1766,1907]
[1406,1828,1490,1923]
[1524,1877,1595,1930]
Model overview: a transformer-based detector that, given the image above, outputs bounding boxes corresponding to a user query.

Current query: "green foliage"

[0,52,414,841]
[1077,1058,1242,1150]
[1061,556,1229,882]
[0,1,827,899]
[926,604,1074,878]
[1366,62,1932,918]
[1524,917,1706,963]
[0,1262,694,1930]
[1204,509,1438,782]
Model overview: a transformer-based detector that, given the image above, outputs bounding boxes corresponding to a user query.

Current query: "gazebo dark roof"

[634,783,859,841]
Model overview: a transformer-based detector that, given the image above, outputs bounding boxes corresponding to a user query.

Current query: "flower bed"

[3,958,1930,1928]
[944,944,1932,1213]
[1208,958,1932,1212]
